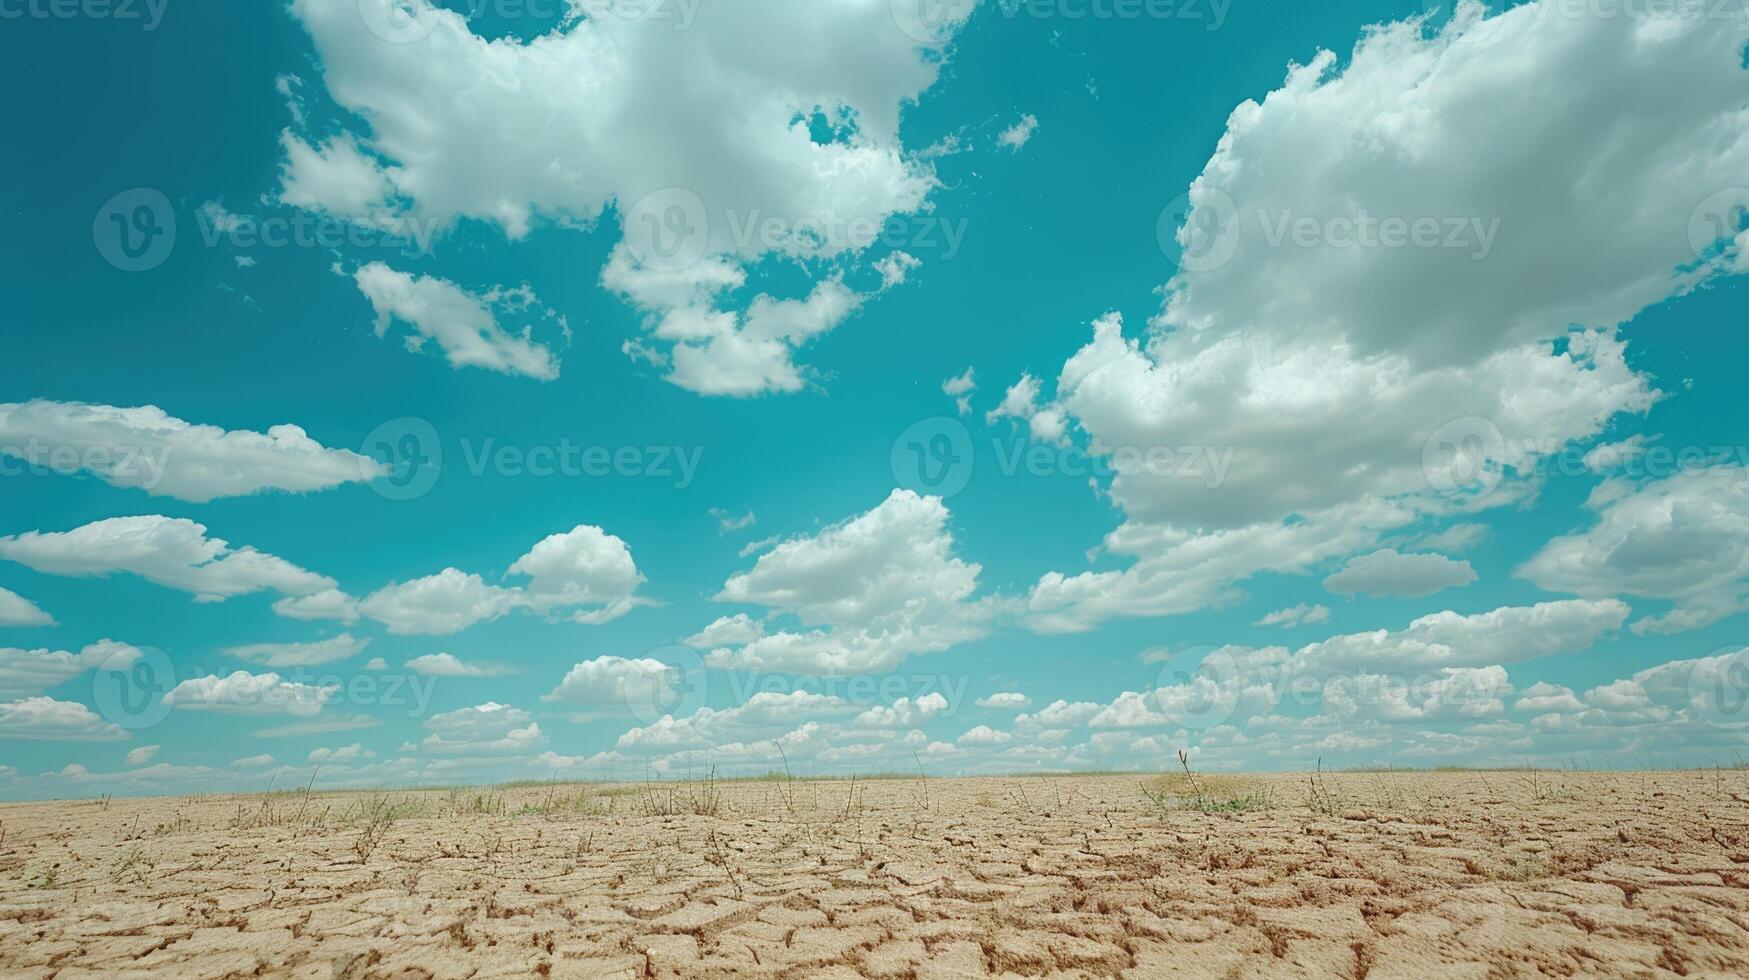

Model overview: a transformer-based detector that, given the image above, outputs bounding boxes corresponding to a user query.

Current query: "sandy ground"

[3,770,1749,978]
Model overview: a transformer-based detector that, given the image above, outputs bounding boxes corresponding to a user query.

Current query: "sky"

[2,0,1749,800]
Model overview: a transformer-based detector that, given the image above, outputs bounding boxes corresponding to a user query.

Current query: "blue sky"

[2,0,1749,799]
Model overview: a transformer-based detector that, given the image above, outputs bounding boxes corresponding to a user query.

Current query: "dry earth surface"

[3,770,1749,978]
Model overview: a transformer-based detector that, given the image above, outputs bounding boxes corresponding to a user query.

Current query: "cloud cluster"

[287,0,975,395]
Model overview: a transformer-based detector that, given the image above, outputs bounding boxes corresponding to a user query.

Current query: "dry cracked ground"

[4,770,1749,978]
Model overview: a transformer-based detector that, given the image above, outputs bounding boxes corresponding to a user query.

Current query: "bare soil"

[4,770,1749,978]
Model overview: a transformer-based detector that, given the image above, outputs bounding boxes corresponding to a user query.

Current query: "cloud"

[1518,465,1749,634]
[0,587,53,627]
[507,525,647,623]
[163,671,338,717]
[0,641,148,698]
[421,702,544,755]
[0,400,382,502]
[958,724,1012,745]
[1255,603,1330,628]
[1515,682,1584,714]
[615,691,855,753]
[853,693,949,728]
[942,367,976,415]
[1006,0,1749,630]
[0,516,335,603]
[307,743,373,764]
[405,652,509,677]
[359,524,648,635]
[231,754,276,768]
[125,745,159,766]
[975,692,1031,710]
[272,588,360,624]
[359,569,523,636]
[997,114,1038,151]
[0,697,127,741]
[710,508,756,535]
[682,613,766,651]
[223,633,368,668]
[703,490,993,673]
[542,656,678,708]
[1323,549,1477,599]
[288,0,975,395]
[352,263,563,380]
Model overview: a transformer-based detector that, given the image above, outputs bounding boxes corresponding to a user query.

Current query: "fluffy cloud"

[975,692,1031,710]
[1323,549,1477,599]
[506,525,646,624]
[1256,603,1329,628]
[359,524,647,635]
[359,569,523,636]
[542,656,677,708]
[703,490,992,673]
[0,516,334,603]
[853,693,948,728]
[1007,0,1749,630]
[0,642,141,698]
[0,587,53,627]
[0,697,127,741]
[405,652,509,677]
[125,744,159,766]
[615,691,854,753]
[0,401,382,502]
[1518,466,1749,634]
[352,263,563,380]
[223,634,369,669]
[272,588,359,624]
[421,702,544,754]
[288,0,974,395]
[162,671,338,717]
[683,613,765,651]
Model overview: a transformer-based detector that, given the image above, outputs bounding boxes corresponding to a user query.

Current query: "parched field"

[4,770,1749,978]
